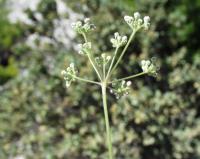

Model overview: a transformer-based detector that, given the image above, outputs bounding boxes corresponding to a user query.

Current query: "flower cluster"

[78,42,92,55]
[71,18,95,34]
[95,53,111,67]
[61,63,77,87]
[110,32,127,48]
[140,58,158,76]
[110,80,132,99]
[124,12,150,31]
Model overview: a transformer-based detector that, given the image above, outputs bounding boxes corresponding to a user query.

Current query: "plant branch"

[110,72,147,83]
[82,33,88,42]
[70,74,100,85]
[103,62,106,80]
[110,31,136,75]
[106,47,119,80]
[101,82,113,159]
[87,54,102,81]
[82,33,102,81]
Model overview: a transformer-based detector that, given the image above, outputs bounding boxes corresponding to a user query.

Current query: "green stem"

[103,62,106,80]
[110,72,146,83]
[110,31,136,75]
[82,33,102,81]
[106,47,119,80]
[101,82,113,159]
[87,54,102,81]
[70,74,100,85]
[82,33,88,42]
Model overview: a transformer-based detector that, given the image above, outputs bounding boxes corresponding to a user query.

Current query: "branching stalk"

[82,33,88,42]
[101,82,113,159]
[110,31,136,75]
[70,74,101,85]
[82,33,102,81]
[87,54,102,81]
[103,61,106,80]
[110,72,147,83]
[106,47,119,80]
[65,14,154,159]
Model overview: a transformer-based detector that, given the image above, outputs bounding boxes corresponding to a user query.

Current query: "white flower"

[71,21,82,28]
[106,56,111,61]
[71,18,95,34]
[144,16,150,23]
[78,42,92,55]
[84,18,90,23]
[124,12,151,31]
[140,59,157,76]
[95,53,111,67]
[126,81,132,86]
[134,12,140,19]
[110,80,132,99]
[70,63,75,68]
[61,70,67,75]
[61,63,78,88]
[143,16,151,30]
[124,15,134,25]
[110,32,127,48]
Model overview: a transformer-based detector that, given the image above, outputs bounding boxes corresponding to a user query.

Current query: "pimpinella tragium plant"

[61,12,158,159]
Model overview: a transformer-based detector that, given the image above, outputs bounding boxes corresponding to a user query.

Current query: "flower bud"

[110,80,132,99]
[78,42,92,55]
[96,53,111,67]
[71,18,95,34]
[124,15,134,24]
[61,63,78,88]
[143,16,150,30]
[84,18,90,23]
[140,58,158,76]
[110,32,127,48]
[134,12,140,19]
[124,12,150,31]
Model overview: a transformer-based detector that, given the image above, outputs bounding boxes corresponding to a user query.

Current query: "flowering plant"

[61,12,158,159]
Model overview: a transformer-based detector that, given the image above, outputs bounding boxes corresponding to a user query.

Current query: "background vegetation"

[0,0,200,158]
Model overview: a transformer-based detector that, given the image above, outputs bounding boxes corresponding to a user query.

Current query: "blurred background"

[0,0,200,159]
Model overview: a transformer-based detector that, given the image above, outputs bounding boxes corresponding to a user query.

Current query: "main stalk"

[101,82,113,159]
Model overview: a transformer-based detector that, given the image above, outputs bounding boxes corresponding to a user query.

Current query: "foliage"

[0,0,200,159]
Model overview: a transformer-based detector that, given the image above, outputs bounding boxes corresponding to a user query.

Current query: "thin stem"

[87,54,102,81]
[110,72,147,83]
[106,47,119,80]
[103,62,106,80]
[81,33,102,81]
[82,33,88,42]
[110,31,136,75]
[101,82,113,159]
[70,74,101,85]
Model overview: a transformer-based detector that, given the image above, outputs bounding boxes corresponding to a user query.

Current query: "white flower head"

[124,12,150,31]
[144,16,150,23]
[124,15,134,26]
[143,16,151,30]
[110,80,132,99]
[71,18,95,34]
[126,81,132,86]
[71,21,82,29]
[134,12,140,20]
[61,70,67,75]
[84,18,90,23]
[96,53,111,67]
[110,32,127,48]
[78,42,92,55]
[70,63,75,68]
[106,55,111,61]
[61,63,78,88]
[140,58,158,76]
